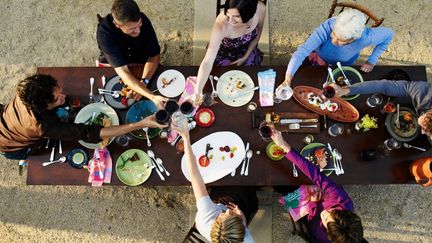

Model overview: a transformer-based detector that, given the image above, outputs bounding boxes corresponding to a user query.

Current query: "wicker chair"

[328,0,384,27]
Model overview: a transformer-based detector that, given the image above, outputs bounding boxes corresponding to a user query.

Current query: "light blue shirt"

[287,18,394,76]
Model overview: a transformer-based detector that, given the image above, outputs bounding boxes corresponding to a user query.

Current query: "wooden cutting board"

[268,112,321,133]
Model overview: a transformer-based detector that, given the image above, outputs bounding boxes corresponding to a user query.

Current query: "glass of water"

[171,111,188,131]
[328,123,344,137]
[366,93,384,108]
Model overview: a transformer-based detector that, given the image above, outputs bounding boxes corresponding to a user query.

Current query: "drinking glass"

[180,101,194,116]
[382,101,396,113]
[115,135,131,147]
[366,93,384,108]
[171,111,188,131]
[322,85,336,99]
[202,92,214,107]
[165,99,179,114]
[328,123,344,137]
[247,102,257,112]
[258,122,272,142]
[384,138,401,150]
[155,109,170,125]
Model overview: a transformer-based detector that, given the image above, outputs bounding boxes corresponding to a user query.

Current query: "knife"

[240,142,250,175]
[280,118,319,124]
[231,86,259,99]
[327,143,338,174]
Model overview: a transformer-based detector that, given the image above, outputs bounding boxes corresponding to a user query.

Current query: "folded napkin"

[87,148,112,186]
[257,69,276,107]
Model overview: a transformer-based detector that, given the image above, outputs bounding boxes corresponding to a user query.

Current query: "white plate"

[156,69,186,98]
[181,131,246,184]
[74,103,119,149]
[216,70,255,107]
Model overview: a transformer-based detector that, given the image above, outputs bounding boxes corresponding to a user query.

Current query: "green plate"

[300,142,335,176]
[328,66,363,100]
[115,149,152,186]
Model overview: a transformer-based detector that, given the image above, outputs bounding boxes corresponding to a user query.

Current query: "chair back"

[216,0,267,17]
[182,223,208,243]
[328,0,384,27]
[410,157,432,187]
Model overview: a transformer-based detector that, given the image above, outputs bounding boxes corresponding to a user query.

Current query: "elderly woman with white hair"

[277,8,393,91]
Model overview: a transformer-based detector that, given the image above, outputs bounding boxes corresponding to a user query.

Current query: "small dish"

[265,142,284,161]
[67,148,89,169]
[195,108,215,127]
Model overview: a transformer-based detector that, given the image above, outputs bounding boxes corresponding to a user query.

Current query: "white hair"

[333,8,367,40]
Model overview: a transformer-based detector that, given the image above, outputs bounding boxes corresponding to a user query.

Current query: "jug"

[409,157,432,187]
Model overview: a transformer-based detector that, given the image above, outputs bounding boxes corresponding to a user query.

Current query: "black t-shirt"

[96,13,160,68]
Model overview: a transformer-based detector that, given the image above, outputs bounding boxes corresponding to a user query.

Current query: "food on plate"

[314,147,328,168]
[395,111,416,133]
[129,152,140,162]
[162,77,177,88]
[195,108,215,127]
[307,92,323,107]
[199,112,211,123]
[403,113,413,122]
[236,80,246,89]
[91,113,110,126]
[266,142,284,161]
[327,102,339,112]
[198,155,210,167]
[335,76,347,87]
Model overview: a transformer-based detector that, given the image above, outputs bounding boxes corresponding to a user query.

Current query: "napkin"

[257,69,276,107]
[87,148,112,186]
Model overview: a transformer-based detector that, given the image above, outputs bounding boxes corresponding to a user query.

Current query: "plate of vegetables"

[300,143,336,176]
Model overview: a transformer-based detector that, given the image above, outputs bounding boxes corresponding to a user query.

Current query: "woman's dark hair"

[16,74,57,114]
[327,210,364,243]
[224,0,258,23]
[111,0,141,23]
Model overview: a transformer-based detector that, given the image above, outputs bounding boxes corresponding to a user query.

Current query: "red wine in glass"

[322,85,336,99]
[259,123,272,141]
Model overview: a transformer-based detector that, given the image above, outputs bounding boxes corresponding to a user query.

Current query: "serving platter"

[293,86,359,122]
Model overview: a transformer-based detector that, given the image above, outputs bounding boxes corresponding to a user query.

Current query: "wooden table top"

[27,65,430,186]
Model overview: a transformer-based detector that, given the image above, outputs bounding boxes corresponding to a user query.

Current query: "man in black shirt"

[97,0,167,108]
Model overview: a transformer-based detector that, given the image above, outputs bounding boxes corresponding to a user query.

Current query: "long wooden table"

[27,65,430,185]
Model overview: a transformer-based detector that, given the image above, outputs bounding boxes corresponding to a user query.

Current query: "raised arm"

[360,27,394,72]
[330,80,411,98]
[193,16,226,104]
[271,129,351,207]
[174,126,208,200]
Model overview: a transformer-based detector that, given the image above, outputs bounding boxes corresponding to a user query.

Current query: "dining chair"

[95,14,112,68]
[328,0,384,27]
[182,223,208,243]
[289,214,311,242]
[216,0,267,17]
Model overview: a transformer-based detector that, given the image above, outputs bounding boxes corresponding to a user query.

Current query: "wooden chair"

[182,223,208,243]
[216,0,267,17]
[328,0,384,27]
[95,14,112,67]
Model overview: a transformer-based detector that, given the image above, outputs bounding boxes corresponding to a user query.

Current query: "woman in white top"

[175,125,257,242]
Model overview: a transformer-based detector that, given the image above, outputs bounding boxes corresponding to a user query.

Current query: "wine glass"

[366,93,384,108]
[258,122,272,142]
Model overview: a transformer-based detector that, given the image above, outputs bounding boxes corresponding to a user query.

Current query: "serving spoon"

[403,143,426,152]
[336,62,351,86]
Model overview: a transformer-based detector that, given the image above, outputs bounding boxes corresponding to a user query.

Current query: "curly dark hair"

[112,0,141,24]
[327,210,364,243]
[16,74,57,114]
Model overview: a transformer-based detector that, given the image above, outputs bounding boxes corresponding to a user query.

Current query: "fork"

[395,104,401,129]
[209,75,218,98]
[292,164,298,177]
[334,150,344,174]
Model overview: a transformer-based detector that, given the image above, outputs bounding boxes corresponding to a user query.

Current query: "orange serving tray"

[293,85,359,123]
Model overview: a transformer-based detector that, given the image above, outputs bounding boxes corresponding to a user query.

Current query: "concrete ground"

[1,1,432,242]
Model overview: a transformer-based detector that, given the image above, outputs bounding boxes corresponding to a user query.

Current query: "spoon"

[142,127,152,147]
[147,150,163,172]
[403,143,426,152]
[288,123,318,130]
[336,62,351,86]
[209,75,218,98]
[42,156,67,167]
[244,150,253,176]
[396,104,401,129]
[156,158,170,176]
[98,89,120,98]
[58,140,62,155]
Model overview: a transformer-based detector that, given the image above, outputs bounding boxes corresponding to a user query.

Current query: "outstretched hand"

[141,114,168,129]
[270,127,291,153]
[360,62,375,73]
